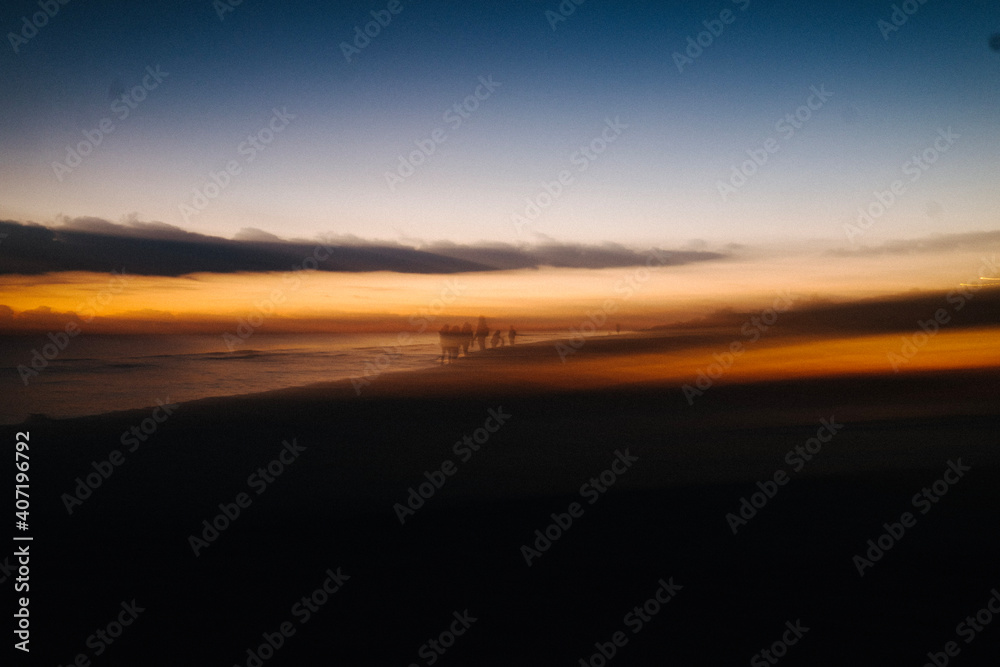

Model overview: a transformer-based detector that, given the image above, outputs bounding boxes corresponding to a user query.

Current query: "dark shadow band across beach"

[21,327,1000,665]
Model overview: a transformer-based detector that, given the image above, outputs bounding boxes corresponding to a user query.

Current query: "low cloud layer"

[0,218,725,276]
[663,287,1000,337]
[827,230,1000,257]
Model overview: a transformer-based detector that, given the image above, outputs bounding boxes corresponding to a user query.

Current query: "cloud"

[232,227,284,243]
[1,305,84,331]
[828,230,1000,257]
[420,240,720,271]
[0,218,726,276]
[661,287,1000,337]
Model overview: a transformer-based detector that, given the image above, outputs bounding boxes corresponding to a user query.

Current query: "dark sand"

[21,334,1000,665]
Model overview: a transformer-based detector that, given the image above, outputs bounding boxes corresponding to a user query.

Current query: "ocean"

[0,331,541,424]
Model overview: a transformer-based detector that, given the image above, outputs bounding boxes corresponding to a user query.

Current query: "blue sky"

[2,0,998,246]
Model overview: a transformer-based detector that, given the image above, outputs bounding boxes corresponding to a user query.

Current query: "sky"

[2,0,999,246]
[1,0,999,332]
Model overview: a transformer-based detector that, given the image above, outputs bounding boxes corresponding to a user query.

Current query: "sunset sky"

[10,4,1000,660]
[2,0,999,334]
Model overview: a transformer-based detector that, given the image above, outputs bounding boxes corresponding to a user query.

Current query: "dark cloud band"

[0,218,725,276]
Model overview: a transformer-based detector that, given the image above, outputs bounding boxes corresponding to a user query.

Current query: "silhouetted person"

[508,325,517,345]
[460,321,473,356]
[447,327,460,362]
[475,316,489,352]
[616,323,621,335]
[491,329,504,349]
[439,324,451,365]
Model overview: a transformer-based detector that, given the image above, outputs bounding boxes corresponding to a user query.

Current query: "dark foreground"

[13,356,1000,665]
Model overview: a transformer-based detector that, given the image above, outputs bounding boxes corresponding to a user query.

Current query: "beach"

[23,330,1000,665]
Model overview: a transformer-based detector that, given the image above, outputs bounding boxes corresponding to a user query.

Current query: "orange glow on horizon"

[402,328,1000,397]
[1,248,994,333]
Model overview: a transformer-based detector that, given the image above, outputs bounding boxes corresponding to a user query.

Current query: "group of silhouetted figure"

[439,316,516,364]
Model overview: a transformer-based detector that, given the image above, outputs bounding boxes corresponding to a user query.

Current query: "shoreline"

[13,325,1000,426]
